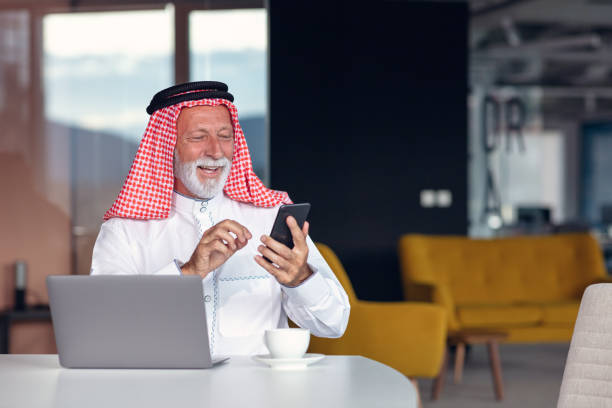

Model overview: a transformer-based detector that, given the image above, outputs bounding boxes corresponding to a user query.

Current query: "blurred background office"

[1,0,612,406]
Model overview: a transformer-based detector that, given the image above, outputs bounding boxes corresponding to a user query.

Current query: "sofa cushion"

[457,305,543,328]
[541,302,580,325]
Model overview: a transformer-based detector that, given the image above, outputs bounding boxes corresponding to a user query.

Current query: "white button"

[204,295,211,302]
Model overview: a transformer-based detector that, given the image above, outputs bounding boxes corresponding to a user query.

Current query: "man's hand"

[254,216,313,287]
[182,219,252,278]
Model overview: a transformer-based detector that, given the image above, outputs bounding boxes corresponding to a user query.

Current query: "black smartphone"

[268,203,311,249]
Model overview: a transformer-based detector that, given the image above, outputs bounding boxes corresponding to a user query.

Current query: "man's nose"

[205,136,223,159]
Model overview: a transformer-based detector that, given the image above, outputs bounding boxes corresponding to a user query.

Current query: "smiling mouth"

[197,165,222,177]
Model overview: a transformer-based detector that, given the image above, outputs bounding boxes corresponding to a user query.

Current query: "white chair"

[558,284,612,408]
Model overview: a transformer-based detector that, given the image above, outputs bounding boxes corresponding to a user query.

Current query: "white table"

[0,355,417,408]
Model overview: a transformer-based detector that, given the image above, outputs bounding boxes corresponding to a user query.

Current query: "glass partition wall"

[469,5,612,241]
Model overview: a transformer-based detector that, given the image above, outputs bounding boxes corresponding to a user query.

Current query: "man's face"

[174,105,234,199]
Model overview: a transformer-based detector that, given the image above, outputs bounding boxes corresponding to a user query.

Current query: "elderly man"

[91,82,350,357]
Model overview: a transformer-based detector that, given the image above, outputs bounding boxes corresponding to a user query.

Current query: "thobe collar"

[172,190,224,217]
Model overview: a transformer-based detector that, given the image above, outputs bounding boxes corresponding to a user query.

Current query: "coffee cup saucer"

[252,353,325,370]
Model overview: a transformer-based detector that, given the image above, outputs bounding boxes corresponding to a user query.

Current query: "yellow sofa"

[398,233,610,343]
[308,243,447,378]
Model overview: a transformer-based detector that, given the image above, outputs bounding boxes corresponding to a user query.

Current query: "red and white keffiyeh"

[104,98,290,220]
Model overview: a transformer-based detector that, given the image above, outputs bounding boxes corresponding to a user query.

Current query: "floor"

[420,343,570,408]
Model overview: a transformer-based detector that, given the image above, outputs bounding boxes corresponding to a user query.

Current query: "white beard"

[173,152,232,200]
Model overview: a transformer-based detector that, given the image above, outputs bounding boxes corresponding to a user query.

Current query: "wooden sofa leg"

[431,346,449,400]
[487,340,505,401]
[454,342,466,384]
[410,378,423,408]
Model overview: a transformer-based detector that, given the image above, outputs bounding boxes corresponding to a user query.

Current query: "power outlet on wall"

[436,190,452,207]
[420,190,436,208]
[420,189,453,208]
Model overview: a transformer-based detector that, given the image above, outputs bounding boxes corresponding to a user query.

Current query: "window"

[43,8,174,274]
[189,9,267,181]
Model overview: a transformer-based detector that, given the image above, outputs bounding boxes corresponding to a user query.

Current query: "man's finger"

[302,221,310,236]
[260,235,294,259]
[235,235,249,250]
[211,239,233,258]
[216,220,252,243]
[202,227,235,248]
[254,255,287,282]
[257,245,289,269]
[220,220,249,243]
[286,216,307,248]
[212,229,238,250]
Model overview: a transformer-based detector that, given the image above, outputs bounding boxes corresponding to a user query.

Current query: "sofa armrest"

[403,280,460,331]
[309,301,447,378]
[404,282,435,302]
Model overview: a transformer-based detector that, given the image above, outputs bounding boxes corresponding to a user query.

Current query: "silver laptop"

[47,275,227,369]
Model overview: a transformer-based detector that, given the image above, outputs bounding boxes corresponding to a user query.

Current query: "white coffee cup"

[264,328,310,359]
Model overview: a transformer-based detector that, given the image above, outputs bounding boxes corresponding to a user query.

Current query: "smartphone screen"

[269,203,311,249]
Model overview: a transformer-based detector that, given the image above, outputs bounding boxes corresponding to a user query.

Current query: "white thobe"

[90,191,350,357]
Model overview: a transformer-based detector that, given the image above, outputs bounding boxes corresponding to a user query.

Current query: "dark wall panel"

[269,1,468,301]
